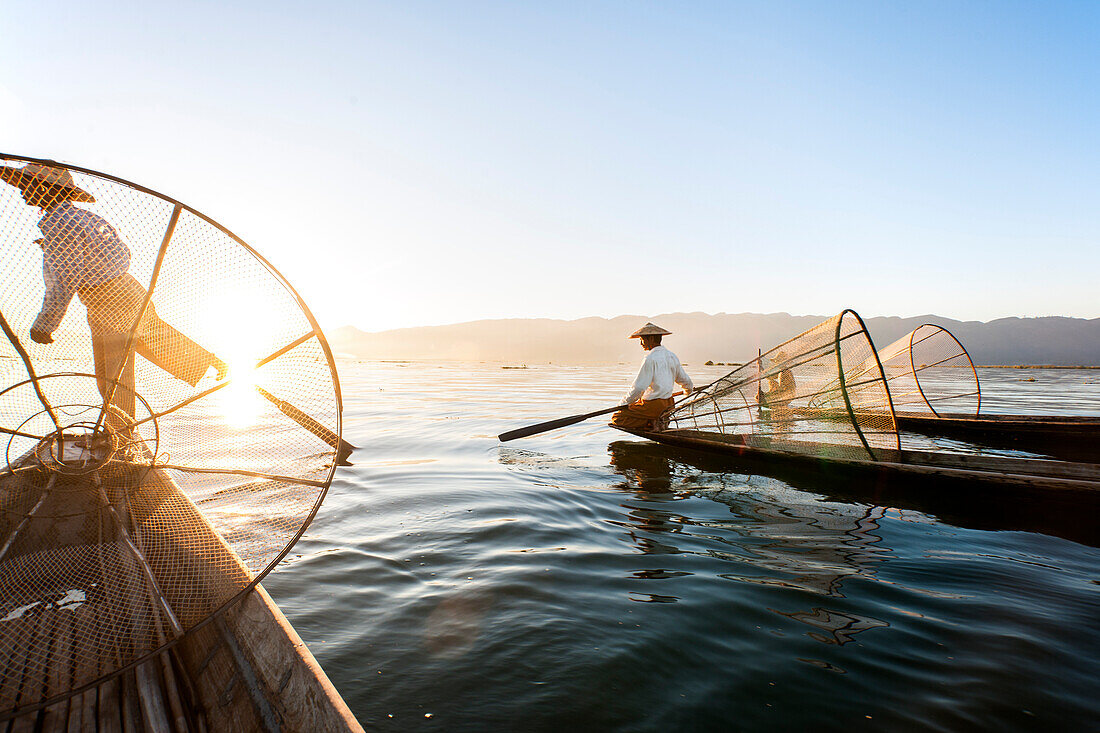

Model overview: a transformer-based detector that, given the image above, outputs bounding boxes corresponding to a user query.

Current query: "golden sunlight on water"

[195,292,275,428]
[214,359,265,428]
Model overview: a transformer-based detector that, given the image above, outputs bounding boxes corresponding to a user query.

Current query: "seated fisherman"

[0,162,227,419]
[611,322,694,431]
[758,350,796,408]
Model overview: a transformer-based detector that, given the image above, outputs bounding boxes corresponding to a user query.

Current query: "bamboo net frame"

[0,154,346,718]
[662,310,900,461]
[872,324,980,416]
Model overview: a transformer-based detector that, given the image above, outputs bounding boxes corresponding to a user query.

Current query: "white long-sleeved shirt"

[623,345,693,404]
[32,201,131,334]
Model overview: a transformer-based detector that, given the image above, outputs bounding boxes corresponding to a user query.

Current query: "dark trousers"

[611,397,676,430]
[82,274,217,419]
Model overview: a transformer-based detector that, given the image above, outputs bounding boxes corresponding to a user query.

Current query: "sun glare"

[217,354,265,428]
[195,293,280,428]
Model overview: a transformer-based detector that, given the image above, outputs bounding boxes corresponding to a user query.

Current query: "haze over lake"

[331,312,1100,366]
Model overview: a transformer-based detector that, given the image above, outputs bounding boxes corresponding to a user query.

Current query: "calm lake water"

[263,362,1100,731]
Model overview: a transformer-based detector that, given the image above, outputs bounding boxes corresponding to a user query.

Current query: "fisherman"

[0,162,227,419]
[759,350,796,407]
[611,322,694,431]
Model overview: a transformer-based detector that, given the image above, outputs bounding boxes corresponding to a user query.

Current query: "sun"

[193,292,281,428]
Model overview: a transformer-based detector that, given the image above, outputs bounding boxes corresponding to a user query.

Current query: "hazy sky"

[2,1,1097,332]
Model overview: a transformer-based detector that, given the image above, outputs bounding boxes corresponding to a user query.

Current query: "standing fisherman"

[611,322,694,431]
[0,162,227,419]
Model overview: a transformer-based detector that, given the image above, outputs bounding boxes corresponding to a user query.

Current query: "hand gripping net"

[872,324,980,416]
[0,155,346,719]
[662,310,900,461]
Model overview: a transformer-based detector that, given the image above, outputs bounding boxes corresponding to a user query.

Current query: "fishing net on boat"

[872,324,979,416]
[662,310,899,461]
[0,155,348,719]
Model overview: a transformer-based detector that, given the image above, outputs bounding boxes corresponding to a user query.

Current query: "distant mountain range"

[329,312,1100,366]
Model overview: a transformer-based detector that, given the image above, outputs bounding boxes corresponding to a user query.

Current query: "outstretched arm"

[30,259,74,341]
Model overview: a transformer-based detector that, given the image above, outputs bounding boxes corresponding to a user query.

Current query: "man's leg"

[89,319,136,423]
[136,306,223,387]
[611,398,674,430]
[84,274,222,388]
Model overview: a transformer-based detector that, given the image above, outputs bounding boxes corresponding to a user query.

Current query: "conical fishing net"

[0,155,347,719]
[872,324,980,416]
[663,310,899,461]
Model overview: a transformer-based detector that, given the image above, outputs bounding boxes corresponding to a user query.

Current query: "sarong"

[79,274,219,417]
[610,397,675,430]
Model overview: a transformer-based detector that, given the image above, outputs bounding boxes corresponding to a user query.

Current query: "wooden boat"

[634,311,1100,497]
[786,405,1100,462]
[614,426,1100,495]
[0,155,362,729]
[893,411,1100,461]
[1,437,363,732]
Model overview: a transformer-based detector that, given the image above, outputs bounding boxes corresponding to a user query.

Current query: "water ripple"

[259,362,1100,731]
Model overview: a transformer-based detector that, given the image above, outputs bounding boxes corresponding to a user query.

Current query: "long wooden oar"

[499,391,685,442]
[256,386,356,465]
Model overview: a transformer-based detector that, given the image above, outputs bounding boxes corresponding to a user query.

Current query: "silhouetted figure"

[759,350,795,408]
[1,163,226,420]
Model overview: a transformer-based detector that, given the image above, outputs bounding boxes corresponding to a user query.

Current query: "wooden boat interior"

[0,432,361,732]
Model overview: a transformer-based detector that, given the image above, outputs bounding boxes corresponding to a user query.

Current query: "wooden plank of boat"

[893,411,1100,459]
[95,670,122,733]
[133,464,364,733]
[0,455,363,732]
[791,404,1099,452]
[39,605,71,732]
[9,610,50,733]
[0,618,25,718]
[615,426,1100,494]
[119,669,142,733]
[74,603,104,732]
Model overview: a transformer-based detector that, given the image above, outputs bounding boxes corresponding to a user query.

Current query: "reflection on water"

[422,591,493,660]
[608,440,893,646]
[257,361,1100,731]
[776,606,890,647]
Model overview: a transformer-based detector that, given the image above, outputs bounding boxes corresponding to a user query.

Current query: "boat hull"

[894,411,1100,462]
[615,426,1100,495]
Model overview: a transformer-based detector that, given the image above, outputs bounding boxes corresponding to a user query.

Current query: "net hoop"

[1,373,159,485]
[875,323,980,417]
[665,309,899,461]
[834,309,899,459]
[0,153,346,719]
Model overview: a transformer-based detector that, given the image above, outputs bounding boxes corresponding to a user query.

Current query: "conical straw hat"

[629,322,672,338]
[0,163,96,203]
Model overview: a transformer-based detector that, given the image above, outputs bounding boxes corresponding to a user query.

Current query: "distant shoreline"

[697,361,1100,370]
[976,365,1100,369]
[335,356,1100,369]
[332,312,1100,366]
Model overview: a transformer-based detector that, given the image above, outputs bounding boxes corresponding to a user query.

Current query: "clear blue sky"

[2,1,1097,331]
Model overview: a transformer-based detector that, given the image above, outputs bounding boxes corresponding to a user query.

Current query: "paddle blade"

[257,386,356,464]
[499,414,591,442]
[498,402,635,442]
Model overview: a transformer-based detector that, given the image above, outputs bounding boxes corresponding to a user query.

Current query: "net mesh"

[872,324,980,416]
[0,156,344,718]
[663,310,899,461]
